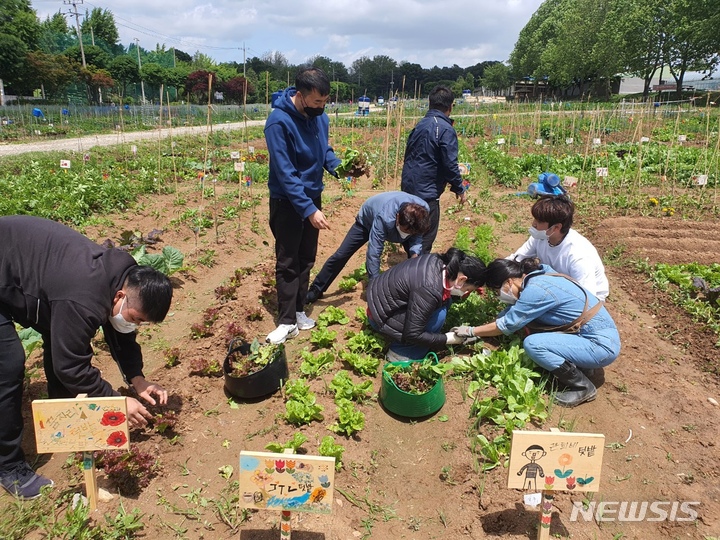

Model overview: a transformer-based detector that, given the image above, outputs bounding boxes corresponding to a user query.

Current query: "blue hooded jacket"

[265,87,341,218]
[401,108,463,200]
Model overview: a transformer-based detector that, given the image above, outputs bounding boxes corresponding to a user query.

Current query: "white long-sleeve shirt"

[508,229,609,300]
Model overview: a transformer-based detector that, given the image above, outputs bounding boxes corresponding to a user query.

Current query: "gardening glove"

[463,336,480,346]
[450,326,475,339]
[445,332,464,345]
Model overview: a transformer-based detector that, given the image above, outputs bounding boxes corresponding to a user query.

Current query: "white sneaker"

[266,324,299,344]
[295,311,316,330]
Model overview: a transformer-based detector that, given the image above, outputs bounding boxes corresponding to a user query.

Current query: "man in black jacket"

[401,85,466,253]
[0,215,173,499]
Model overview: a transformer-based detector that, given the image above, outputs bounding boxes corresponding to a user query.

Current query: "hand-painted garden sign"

[60,159,71,169]
[32,396,129,453]
[508,430,605,540]
[238,450,335,514]
[508,430,604,493]
[32,395,129,511]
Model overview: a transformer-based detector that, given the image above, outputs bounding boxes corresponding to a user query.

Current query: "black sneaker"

[305,286,322,305]
[0,462,54,499]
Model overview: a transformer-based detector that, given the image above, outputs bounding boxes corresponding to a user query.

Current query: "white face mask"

[528,226,550,241]
[498,284,518,305]
[450,287,465,297]
[109,297,138,333]
[396,225,410,240]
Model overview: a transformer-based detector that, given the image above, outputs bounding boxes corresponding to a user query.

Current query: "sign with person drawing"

[507,430,605,492]
[238,451,335,514]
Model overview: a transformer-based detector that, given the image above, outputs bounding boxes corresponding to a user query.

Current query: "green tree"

[0,34,28,87]
[663,0,720,96]
[109,55,139,97]
[0,0,41,49]
[39,12,73,54]
[22,51,78,98]
[482,63,511,93]
[140,63,168,100]
[81,7,121,55]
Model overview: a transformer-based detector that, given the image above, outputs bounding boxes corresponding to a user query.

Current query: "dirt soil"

[6,154,720,540]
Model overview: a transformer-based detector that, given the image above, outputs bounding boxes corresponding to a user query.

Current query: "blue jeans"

[523,327,621,371]
[370,303,448,361]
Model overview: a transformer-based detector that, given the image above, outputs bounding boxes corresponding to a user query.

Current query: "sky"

[31,0,546,69]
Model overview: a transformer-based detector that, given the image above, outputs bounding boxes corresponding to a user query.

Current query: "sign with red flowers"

[507,430,605,493]
[238,451,335,514]
[31,397,129,453]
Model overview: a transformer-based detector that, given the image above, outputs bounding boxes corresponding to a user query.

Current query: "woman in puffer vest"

[366,247,486,361]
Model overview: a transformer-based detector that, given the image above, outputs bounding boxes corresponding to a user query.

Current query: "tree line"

[0,0,504,105]
[509,0,720,99]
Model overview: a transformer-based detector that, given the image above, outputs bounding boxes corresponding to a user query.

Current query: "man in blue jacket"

[0,215,172,499]
[264,67,341,344]
[306,192,430,304]
[401,85,466,253]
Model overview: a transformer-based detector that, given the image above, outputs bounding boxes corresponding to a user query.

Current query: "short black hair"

[124,265,173,322]
[295,67,331,96]
[429,85,454,112]
[397,202,431,235]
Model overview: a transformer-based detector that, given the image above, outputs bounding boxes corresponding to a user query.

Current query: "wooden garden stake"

[507,429,604,539]
[31,395,129,512]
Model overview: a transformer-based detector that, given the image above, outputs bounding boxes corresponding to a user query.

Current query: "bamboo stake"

[157,84,163,181]
[166,91,179,201]
[392,77,407,190]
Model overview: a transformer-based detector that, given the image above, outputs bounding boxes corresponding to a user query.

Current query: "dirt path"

[0,120,267,157]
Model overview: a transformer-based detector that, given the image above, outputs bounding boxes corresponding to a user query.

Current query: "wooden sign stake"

[537,490,553,540]
[82,450,98,511]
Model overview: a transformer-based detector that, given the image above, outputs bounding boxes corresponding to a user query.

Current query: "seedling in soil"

[214,284,238,302]
[329,370,373,403]
[98,443,160,497]
[265,432,308,454]
[316,305,350,327]
[189,357,222,377]
[224,322,248,346]
[309,327,337,348]
[339,351,380,377]
[299,349,336,379]
[338,277,358,292]
[283,379,324,426]
[439,465,457,485]
[227,339,282,377]
[163,347,180,367]
[329,399,365,436]
[319,436,345,470]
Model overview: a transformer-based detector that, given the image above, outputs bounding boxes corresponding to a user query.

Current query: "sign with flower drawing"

[31,397,129,453]
[238,451,335,514]
[507,430,605,493]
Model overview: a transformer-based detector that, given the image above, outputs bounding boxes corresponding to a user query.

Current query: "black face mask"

[304,106,325,118]
[299,93,325,118]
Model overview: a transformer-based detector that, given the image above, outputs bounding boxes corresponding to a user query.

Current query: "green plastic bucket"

[379,353,446,418]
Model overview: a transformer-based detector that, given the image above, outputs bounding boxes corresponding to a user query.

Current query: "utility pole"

[64,0,86,68]
[134,38,146,105]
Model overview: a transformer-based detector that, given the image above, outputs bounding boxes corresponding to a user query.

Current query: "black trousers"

[310,220,370,294]
[269,197,321,325]
[0,307,27,472]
